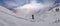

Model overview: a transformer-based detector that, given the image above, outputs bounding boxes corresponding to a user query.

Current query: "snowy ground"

[0,4,60,26]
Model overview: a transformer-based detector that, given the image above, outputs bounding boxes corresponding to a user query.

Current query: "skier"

[32,15,34,20]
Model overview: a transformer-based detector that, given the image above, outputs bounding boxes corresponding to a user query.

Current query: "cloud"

[0,0,31,13]
[2,0,31,8]
[14,0,56,17]
[4,2,18,8]
[15,0,55,12]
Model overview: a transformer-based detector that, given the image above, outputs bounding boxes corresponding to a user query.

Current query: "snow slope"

[0,0,60,26]
[0,4,60,26]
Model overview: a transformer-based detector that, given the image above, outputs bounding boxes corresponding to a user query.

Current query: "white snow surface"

[0,4,60,26]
